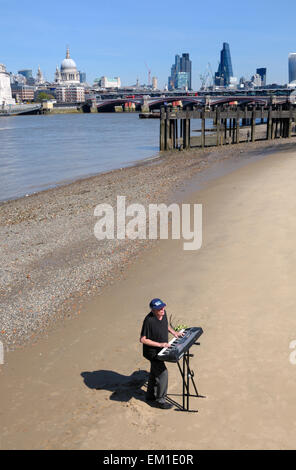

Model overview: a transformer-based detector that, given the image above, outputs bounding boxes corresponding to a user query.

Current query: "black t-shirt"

[140,311,168,360]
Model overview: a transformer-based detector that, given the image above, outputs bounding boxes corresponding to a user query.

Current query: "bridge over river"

[0,103,42,116]
[92,92,295,113]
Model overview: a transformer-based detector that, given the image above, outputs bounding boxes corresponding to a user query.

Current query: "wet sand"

[1,140,296,449]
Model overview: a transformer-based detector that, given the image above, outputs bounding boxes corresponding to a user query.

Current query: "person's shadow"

[81,369,149,403]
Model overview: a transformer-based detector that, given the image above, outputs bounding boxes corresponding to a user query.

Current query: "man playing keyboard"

[140,298,184,409]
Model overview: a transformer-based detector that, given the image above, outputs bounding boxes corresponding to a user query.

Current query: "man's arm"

[140,336,170,348]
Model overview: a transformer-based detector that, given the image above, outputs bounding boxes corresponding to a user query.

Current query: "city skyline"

[1,0,296,89]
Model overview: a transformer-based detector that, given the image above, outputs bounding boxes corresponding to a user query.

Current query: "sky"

[1,0,295,89]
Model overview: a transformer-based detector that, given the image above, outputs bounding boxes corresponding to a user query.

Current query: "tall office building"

[215,42,233,87]
[168,53,192,90]
[18,69,33,81]
[152,76,158,90]
[288,53,296,83]
[168,55,179,90]
[175,72,190,90]
[252,73,262,87]
[79,71,86,83]
[256,68,267,86]
[180,53,192,90]
[18,69,35,85]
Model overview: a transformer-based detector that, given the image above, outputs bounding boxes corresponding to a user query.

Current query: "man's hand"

[168,325,185,339]
[160,342,170,348]
[175,331,185,338]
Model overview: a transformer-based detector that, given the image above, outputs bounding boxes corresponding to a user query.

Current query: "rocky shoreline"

[1,137,296,350]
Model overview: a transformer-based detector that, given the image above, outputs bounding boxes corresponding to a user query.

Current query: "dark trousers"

[146,359,168,403]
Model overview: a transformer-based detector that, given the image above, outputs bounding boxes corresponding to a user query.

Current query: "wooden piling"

[201,111,205,148]
[288,110,293,138]
[275,119,279,139]
[224,118,227,142]
[158,104,296,151]
[182,119,186,150]
[236,112,240,144]
[170,119,175,149]
[271,118,275,140]
[216,110,221,146]
[165,110,170,150]
[251,110,256,142]
[185,117,190,149]
[160,108,165,150]
[267,107,272,140]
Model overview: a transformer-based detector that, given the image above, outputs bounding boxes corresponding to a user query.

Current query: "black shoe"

[155,401,173,410]
[145,395,156,402]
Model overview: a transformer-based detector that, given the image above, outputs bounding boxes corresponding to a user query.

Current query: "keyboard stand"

[166,343,206,412]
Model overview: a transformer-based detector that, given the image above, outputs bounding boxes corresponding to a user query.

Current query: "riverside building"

[11,84,35,102]
[0,63,15,105]
[55,85,85,103]
[95,76,121,89]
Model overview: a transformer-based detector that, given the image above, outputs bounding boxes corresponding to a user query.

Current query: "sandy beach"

[1,131,288,350]
[1,137,296,449]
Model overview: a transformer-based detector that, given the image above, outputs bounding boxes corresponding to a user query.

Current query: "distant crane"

[208,62,214,84]
[145,62,151,86]
[200,72,208,90]
[200,63,215,90]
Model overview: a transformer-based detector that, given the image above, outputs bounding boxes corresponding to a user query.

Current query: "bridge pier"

[267,107,272,140]
[251,111,256,142]
[166,111,171,150]
[236,112,240,144]
[288,111,293,138]
[159,105,296,152]
[201,112,205,148]
[216,110,221,146]
[160,109,165,150]
[183,117,190,150]
[272,118,276,139]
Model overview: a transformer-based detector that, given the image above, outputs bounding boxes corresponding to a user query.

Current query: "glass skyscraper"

[18,69,33,81]
[175,72,190,89]
[256,68,267,86]
[288,53,296,83]
[215,42,233,87]
[168,53,192,90]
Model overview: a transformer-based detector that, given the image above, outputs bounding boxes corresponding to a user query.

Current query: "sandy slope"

[1,147,296,449]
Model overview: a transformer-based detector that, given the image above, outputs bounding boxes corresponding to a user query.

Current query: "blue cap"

[149,298,166,310]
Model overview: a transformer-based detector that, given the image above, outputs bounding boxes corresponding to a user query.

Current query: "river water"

[0,113,160,202]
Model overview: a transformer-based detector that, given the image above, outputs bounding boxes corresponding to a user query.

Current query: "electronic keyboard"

[157,327,203,363]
